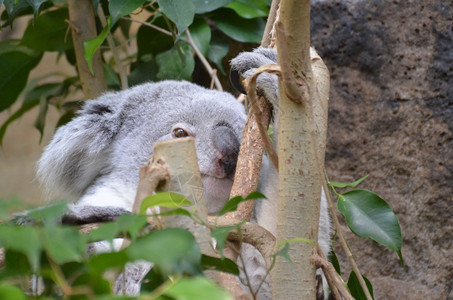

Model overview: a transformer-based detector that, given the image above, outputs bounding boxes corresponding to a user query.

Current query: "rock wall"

[311,0,452,299]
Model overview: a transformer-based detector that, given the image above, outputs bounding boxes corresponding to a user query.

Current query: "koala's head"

[37,81,246,213]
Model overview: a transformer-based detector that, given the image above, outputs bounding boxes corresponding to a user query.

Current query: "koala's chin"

[201,175,234,214]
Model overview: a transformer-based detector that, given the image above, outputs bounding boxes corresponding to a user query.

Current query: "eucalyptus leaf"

[3,0,32,24]
[210,222,243,257]
[26,201,68,224]
[126,228,202,276]
[0,283,27,300]
[201,255,239,275]
[156,43,195,80]
[25,0,46,20]
[186,19,211,55]
[0,50,42,113]
[41,226,87,264]
[88,251,129,275]
[34,96,48,142]
[190,0,233,14]
[206,34,229,74]
[347,271,374,300]
[109,0,147,26]
[211,9,265,43]
[329,174,369,189]
[140,192,192,214]
[163,277,232,300]
[0,225,42,270]
[137,16,174,59]
[328,250,341,275]
[84,17,111,75]
[157,0,194,34]
[337,189,403,265]
[218,191,265,216]
[225,0,269,19]
[21,8,73,51]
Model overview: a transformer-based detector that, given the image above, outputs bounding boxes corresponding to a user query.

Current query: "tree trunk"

[272,0,324,298]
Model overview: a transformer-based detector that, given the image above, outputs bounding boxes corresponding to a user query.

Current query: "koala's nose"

[212,126,240,177]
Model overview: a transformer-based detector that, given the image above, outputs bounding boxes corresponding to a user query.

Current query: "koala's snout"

[212,126,240,178]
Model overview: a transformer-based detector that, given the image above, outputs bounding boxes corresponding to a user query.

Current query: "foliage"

[0,0,268,144]
[0,195,237,299]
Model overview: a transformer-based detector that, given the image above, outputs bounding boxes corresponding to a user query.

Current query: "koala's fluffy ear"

[37,92,126,200]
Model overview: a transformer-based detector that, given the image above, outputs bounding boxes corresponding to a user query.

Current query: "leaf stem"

[322,176,373,300]
[185,29,223,91]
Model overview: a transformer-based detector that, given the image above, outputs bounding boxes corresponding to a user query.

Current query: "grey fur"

[37,49,330,298]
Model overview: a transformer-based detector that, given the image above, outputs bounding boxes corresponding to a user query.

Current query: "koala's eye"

[173,128,189,138]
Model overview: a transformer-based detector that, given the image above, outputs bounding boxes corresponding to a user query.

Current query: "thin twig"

[122,16,174,37]
[261,0,280,47]
[185,29,223,91]
[244,64,282,171]
[98,6,128,90]
[322,176,373,300]
[314,245,353,300]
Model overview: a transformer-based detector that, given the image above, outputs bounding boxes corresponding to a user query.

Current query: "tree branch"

[67,0,107,99]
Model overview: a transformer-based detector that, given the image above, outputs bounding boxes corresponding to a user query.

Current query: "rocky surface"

[310,0,452,299]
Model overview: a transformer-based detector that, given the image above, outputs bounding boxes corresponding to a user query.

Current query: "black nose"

[212,126,240,177]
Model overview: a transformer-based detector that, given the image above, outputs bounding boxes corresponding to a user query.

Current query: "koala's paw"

[230,48,279,107]
[62,205,130,225]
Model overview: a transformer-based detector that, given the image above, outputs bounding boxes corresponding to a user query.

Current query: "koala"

[37,48,330,299]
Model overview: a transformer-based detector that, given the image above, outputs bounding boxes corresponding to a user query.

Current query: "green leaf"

[21,8,73,51]
[0,50,42,112]
[186,19,211,55]
[0,225,42,270]
[26,202,68,224]
[337,189,403,265]
[109,0,147,26]
[0,283,27,300]
[190,0,233,14]
[163,277,232,300]
[137,16,174,59]
[201,255,239,275]
[329,175,369,189]
[347,271,374,300]
[25,0,46,20]
[210,222,243,257]
[126,228,202,277]
[41,226,87,264]
[225,0,269,19]
[218,191,265,216]
[88,251,129,275]
[206,34,229,74]
[140,192,192,214]
[328,250,341,275]
[84,17,111,75]
[273,242,291,262]
[274,237,315,263]
[34,95,48,142]
[156,42,195,80]
[3,0,32,24]
[129,60,158,86]
[157,0,195,34]
[89,214,148,242]
[211,9,265,43]
[103,63,121,90]
[152,208,192,217]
